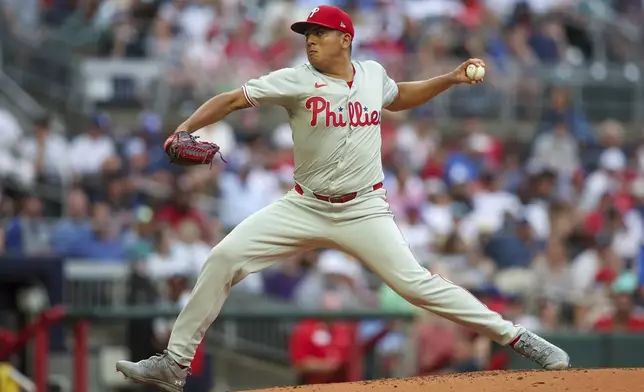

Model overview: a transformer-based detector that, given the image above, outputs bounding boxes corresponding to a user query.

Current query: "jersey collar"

[310,61,356,84]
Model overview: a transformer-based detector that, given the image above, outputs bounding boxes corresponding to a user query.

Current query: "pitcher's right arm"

[176,67,302,134]
[175,89,251,134]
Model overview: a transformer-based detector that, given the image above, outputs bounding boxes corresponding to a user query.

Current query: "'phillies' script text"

[305,97,381,128]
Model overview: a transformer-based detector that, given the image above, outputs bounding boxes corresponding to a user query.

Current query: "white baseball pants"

[167,187,520,366]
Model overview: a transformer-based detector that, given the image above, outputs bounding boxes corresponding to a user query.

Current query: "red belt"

[294,182,383,204]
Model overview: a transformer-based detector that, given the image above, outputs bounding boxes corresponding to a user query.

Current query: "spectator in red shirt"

[289,292,357,385]
[289,319,355,385]
[414,315,459,375]
[593,273,644,333]
[155,183,213,243]
[224,19,264,63]
[585,193,627,238]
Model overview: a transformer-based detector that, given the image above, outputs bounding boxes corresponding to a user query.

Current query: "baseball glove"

[163,131,226,167]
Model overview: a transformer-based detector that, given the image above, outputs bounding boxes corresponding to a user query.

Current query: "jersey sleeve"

[242,67,301,108]
[381,66,399,107]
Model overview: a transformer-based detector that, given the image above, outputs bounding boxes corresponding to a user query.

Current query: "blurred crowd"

[3,0,644,99]
[5,0,641,62]
[2,0,644,381]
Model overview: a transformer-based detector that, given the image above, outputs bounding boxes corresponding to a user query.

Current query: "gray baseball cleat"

[116,350,190,392]
[511,329,571,370]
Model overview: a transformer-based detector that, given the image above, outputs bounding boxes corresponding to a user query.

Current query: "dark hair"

[152,228,167,247]
[33,113,50,128]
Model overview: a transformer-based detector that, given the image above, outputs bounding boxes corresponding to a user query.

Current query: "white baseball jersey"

[241,60,399,195]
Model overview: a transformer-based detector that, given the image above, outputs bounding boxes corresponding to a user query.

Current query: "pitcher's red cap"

[291,6,354,38]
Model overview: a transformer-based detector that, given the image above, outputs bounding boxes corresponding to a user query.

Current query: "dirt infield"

[254,368,644,392]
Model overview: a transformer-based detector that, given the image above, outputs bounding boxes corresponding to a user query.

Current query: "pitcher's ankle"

[508,325,527,348]
[166,349,190,369]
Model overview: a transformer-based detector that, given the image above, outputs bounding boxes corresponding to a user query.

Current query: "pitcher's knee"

[203,239,240,269]
[388,275,432,305]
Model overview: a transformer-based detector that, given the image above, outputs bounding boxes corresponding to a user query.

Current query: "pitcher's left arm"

[385,58,485,112]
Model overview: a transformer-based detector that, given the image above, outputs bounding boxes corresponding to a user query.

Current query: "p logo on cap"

[291,5,355,38]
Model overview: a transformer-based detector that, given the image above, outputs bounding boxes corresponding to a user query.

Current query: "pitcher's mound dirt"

[254,368,644,392]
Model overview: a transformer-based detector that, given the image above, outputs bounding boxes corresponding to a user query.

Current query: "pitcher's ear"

[343,34,352,50]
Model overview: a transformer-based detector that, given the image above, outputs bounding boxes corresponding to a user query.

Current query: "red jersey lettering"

[306,96,327,127]
[306,97,379,128]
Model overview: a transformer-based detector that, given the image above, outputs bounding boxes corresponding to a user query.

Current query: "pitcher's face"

[305,26,350,69]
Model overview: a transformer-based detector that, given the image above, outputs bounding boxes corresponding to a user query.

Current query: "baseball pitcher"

[117,6,570,391]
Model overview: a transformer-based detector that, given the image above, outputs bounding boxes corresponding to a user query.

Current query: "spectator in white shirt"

[0,108,33,190]
[397,206,432,267]
[432,230,496,291]
[421,178,454,246]
[523,168,558,241]
[155,0,216,45]
[395,118,439,172]
[503,294,544,332]
[570,234,621,298]
[531,120,580,198]
[386,164,426,220]
[470,171,522,234]
[612,210,644,262]
[271,123,293,151]
[22,115,71,184]
[146,228,192,280]
[193,120,237,157]
[403,0,464,21]
[218,163,282,231]
[255,0,299,48]
[172,220,212,276]
[294,250,371,310]
[531,240,574,306]
[0,107,23,152]
[579,147,626,212]
[69,113,118,178]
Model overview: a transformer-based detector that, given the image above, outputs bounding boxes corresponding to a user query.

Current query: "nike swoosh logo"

[315,83,327,88]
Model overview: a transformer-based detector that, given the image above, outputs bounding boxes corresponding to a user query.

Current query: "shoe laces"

[145,350,192,376]
[519,333,553,364]
[140,353,162,369]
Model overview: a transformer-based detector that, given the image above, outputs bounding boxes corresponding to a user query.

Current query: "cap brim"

[290,21,340,35]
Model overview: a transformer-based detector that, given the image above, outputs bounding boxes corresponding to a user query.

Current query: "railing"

[209,318,294,363]
[61,260,301,366]
[62,261,131,308]
[5,304,644,392]
[78,58,165,110]
[0,306,66,392]
[0,68,46,121]
[0,305,415,392]
[66,306,415,392]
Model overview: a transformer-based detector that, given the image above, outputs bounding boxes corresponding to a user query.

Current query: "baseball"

[466,64,485,81]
